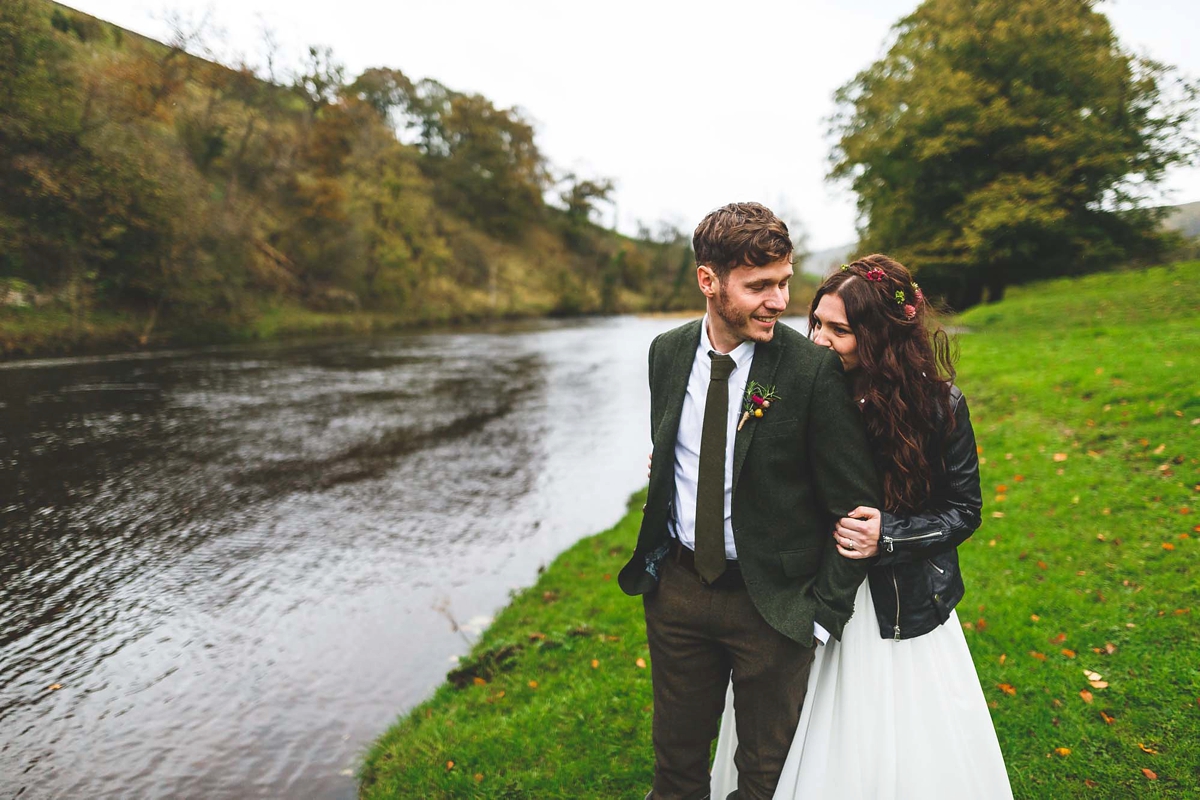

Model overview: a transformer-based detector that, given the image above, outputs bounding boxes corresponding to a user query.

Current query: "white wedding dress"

[710,579,1013,800]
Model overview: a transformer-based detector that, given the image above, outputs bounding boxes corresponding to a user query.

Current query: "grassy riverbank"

[360,261,1199,798]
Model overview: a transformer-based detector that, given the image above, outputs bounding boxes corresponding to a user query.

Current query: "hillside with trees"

[0,1,699,358]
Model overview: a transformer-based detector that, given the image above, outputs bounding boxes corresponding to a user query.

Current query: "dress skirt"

[710,579,1013,799]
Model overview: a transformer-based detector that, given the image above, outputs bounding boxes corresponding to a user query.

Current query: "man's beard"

[713,289,777,343]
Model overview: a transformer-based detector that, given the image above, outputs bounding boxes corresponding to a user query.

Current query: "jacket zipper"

[892,566,901,641]
[929,561,945,574]
[881,529,947,553]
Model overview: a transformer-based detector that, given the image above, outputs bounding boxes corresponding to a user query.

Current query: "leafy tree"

[559,173,615,223]
[830,0,1199,307]
[391,79,549,238]
[293,45,345,116]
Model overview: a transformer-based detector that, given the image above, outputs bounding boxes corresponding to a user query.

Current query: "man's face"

[701,258,792,350]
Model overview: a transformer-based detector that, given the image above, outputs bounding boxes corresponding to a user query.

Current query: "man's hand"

[834,506,881,559]
[647,451,653,479]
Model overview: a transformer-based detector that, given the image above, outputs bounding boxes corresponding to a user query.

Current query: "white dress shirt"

[668,316,831,645]
[670,317,754,559]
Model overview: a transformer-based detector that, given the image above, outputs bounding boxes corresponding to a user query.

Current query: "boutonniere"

[738,381,781,431]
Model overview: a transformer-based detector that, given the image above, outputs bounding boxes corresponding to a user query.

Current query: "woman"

[710,254,1012,799]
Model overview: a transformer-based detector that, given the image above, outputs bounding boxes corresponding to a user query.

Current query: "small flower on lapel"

[738,381,781,431]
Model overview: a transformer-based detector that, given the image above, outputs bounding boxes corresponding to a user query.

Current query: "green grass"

[0,305,146,357]
[360,262,1199,798]
[0,300,549,361]
[955,261,1199,797]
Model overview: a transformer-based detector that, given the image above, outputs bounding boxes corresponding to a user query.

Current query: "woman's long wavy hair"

[809,254,957,515]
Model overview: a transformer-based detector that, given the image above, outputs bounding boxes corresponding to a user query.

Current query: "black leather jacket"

[866,385,983,640]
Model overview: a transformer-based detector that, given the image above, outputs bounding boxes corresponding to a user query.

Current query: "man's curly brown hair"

[692,202,793,280]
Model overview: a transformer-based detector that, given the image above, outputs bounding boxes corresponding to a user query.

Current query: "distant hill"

[1163,200,1200,239]
[802,242,856,278]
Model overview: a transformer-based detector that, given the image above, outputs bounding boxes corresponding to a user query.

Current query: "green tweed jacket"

[618,319,882,645]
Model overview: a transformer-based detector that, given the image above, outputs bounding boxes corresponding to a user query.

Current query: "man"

[618,202,881,800]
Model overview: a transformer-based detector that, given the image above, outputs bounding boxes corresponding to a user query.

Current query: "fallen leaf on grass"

[472,677,487,687]
[446,761,455,771]
[1142,768,1157,780]
[998,683,1017,696]
[1080,690,1094,704]
[991,512,1005,519]
[1162,543,1175,551]
[1037,561,1048,570]
[486,691,506,703]
[1053,453,1069,462]
[962,621,974,630]
[996,484,1008,493]
[528,632,546,641]
[1014,474,1025,482]
[1089,680,1108,689]
[635,658,647,669]
[999,653,1007,665]
[1051,633,1067,644]
[1138,743,1158,754]
[1084,778,1098,788]
[1030,614,1040,622]
[1030,651,1047,661]
[590,659,599,669]
[1105,642,1117,654]
[528,680,538,689]
[1084,669,1103,681]
[1055,747,1071,757]
[1052,699,1063,708]
[1061,649,1076,658]
[1101,711,1115,724]
[475,773,484,783]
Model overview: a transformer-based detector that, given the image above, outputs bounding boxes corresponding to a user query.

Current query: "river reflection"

[0,315,806,798]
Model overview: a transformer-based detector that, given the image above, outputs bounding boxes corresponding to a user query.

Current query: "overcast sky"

[66,0,1200,250]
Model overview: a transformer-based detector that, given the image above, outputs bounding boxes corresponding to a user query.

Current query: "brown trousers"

[643,551,815,800]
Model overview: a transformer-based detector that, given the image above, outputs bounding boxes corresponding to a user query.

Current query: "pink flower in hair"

[866,268,885,282]
[904,304,917,319]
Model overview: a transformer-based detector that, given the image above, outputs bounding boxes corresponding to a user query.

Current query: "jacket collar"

[655,319,702,447]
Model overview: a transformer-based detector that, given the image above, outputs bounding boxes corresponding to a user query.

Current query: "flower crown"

[840,263,923,319]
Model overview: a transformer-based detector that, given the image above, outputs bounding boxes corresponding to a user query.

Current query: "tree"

[829,0,1199,308]
[559,173,615,223]
[293,45,345,116]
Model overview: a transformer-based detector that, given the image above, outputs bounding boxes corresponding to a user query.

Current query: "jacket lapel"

[654,320,702,449]
[731,332,786,498]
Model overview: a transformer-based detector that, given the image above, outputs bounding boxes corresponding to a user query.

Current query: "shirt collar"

[700,315,755,374]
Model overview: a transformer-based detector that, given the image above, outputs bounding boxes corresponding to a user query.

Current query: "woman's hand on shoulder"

[834,506,881,559]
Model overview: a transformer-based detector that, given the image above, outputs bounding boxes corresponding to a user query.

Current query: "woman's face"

[812,292,859,371]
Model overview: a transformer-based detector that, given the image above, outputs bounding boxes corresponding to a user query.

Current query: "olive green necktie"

[695,351,736,584]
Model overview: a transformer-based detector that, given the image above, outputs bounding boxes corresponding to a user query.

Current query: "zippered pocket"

[881,529,947,553]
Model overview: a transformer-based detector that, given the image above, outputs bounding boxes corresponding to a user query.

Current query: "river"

[2,315,730,798]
